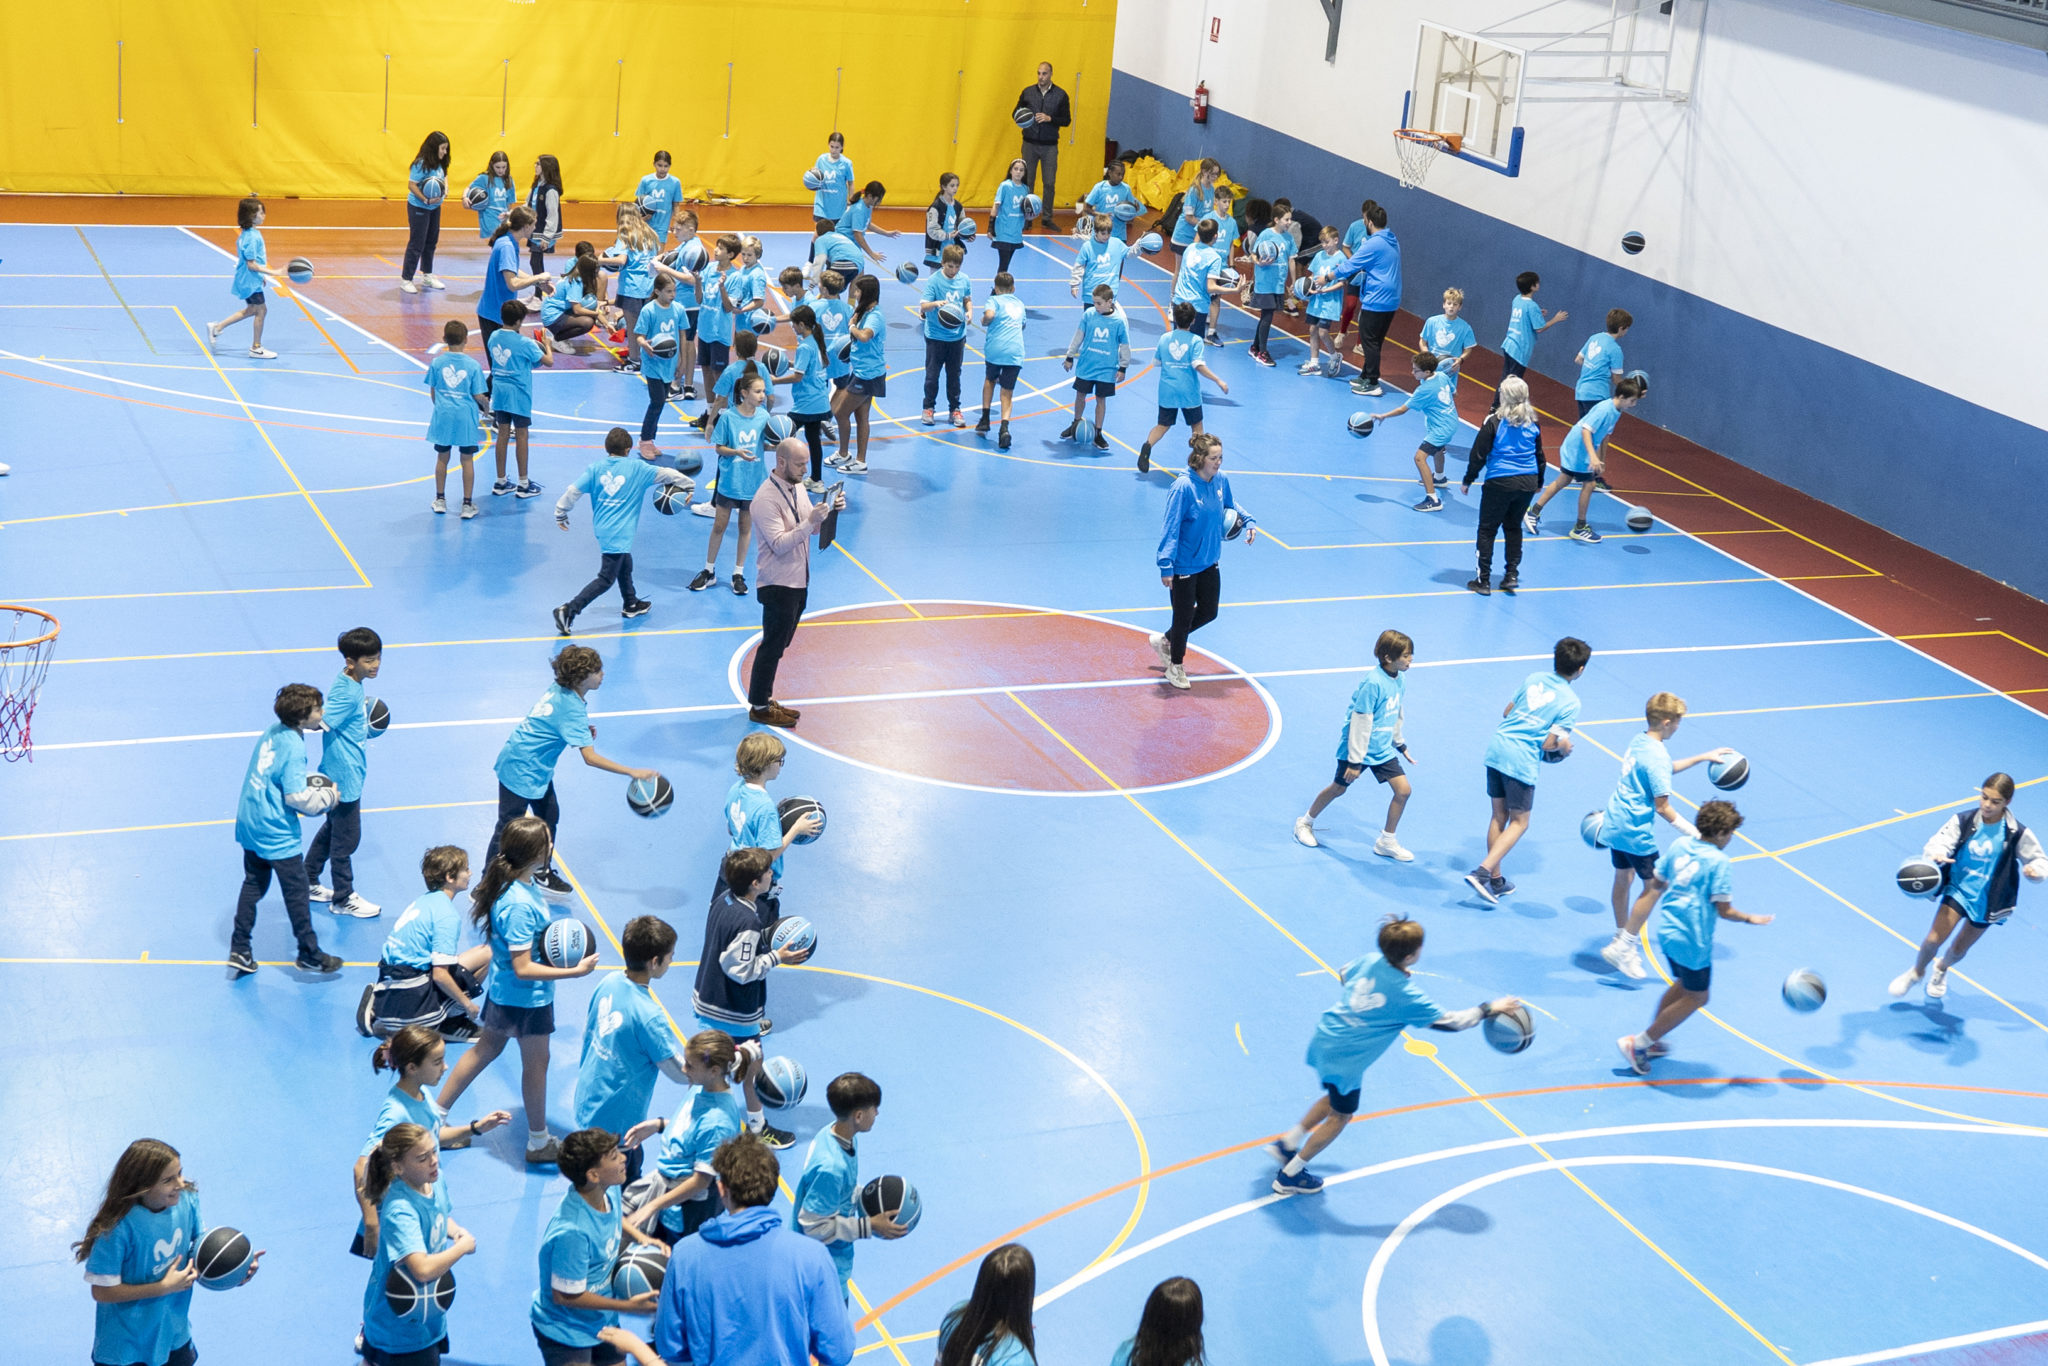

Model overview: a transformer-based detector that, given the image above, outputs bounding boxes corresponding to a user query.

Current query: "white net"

[1394,132,1451,190]
[0,606,58,761]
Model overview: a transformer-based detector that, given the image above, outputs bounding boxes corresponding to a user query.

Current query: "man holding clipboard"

[747,437,847,729]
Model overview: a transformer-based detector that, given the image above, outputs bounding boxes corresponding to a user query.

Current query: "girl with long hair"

[402,131,452,292]
[351,1025,509,1258]
[936,1244,1037,1366]
[466,149,518,240]
[359,1124,474,1366]
[1113,1277,1206,1366]
[827,273,884,475]
[526,153,565,272]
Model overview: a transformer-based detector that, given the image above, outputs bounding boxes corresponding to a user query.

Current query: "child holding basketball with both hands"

[229,683,342,977]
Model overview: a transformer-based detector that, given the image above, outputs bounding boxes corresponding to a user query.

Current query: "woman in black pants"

[400,131,451,293]
[1151,433,1255,692]
[1459,377,1547,595]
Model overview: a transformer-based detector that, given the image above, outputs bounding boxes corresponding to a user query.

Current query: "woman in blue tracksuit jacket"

[1326,199,1401,395]
[1152,433,1254,692]
[1459,376,1547,595]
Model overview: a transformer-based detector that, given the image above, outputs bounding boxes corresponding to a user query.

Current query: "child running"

[1594,694,1736,978]
[1294,629,1415,858]
[1889,773,2048,1000]
[1136,303,1227,473]
[1363,352,1458,512]
[1617,802,1772,1074]
[975,272,1027,451]
[424,320,488,516]
[1268,915,1518,1193]
[1465,637,1591,904]
[207,196,284,359]
[793,1072,907,1298]
[1062,285,1131,451]
[1525,373,1647,543]
[554,426,695,634]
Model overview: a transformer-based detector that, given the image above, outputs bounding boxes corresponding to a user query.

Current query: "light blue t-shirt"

[488,329,544,419]
[725,263,769,322]
[813,231,864,276]
[1603,731,1675,856]
[656,1088,745,1234]
[921,269,973,342]
[317,671,369,802]
[791,1129,860,1290]
[572,456,660,555]
[1422,312,1477,389]
[470,173,518,238]
[1411,371,1458,447]
[574,975,683,1134]
[696,263,734,345]
[494,684,594,801]
[1564,399,1624,472]
[1654,837,1735,970]
[635,173,684,239]
[712,407,771,503]
[406,159,441,210]
[85,1191,203,1366]
[1577,332,1625,401]
[788,339,832,415]
[816,297,855,379]
[480,234,522,325]
[850,306,887,380]
[1307,248,1347,321]
[1502,295,1542,365]
[726,778,784,877]
[235,722,308,860]
[541,273,589,326]
[982,295,1027,367]
[1342,218,1369,253]
[363,1178,453,1353]
[1950,820,2009,919]
[360,1085,445,1159]
[992,181,1032,244]
[232,228,267,300]
[486,881,555,1008]
[611,236,657,300]
[1172,243,1222,305]
[1083,179,1138,241]
[634,300,684,386]
[383,891,462,969]
[1172,184,1215,247]
[530,1187,623,1347]
[1251,226,1292,295]
[1077,236,1129,297]
[836,198,875,238]
[1305,952,1441,1090]
[1072,310,1129,383]
[1482,671,1583,784]
[811,154,855,222]
[1336,667,1404,767]
[1154,330,1205,410]
[424,350,487,449]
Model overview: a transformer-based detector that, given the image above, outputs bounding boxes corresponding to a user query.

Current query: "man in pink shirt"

[748,438,846,728]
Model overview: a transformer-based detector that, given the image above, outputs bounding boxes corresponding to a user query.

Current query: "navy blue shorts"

[1611,848,1658,878]
[851,374,887,399]
[244,291,265,307]
[1322,1082,1362,1115]
[1419,441,1447,457]
[362,1336,449,1366]
[480,999,555,1037]
[1156,405,1203,428]
[832,374,853,390]
[985,363,1021,392]
[1667,957,1711,992]
[492,411,531,430]
[1485,766,1535,815]
[99,1340,198,1366]
[1561,467,1598,483]
[682,308,700,340]
[1945,894,2011,928]
[1073,378,1117,398]
[1577,398,1600,418]
[433,445,481,457]
[700,339,730,369]
[533,1328,624,1366]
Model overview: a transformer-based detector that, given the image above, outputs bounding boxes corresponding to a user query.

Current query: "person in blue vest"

[1890,774,2048,1001]
[1459,377,1548,594]
[1152,434,1253,693]
[1322,200,1400,397]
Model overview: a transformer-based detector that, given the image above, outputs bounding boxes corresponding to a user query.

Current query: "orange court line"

[279,284,362,375]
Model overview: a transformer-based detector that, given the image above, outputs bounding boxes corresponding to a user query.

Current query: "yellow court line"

[0,476,433,529]
[831,543,925,618]
[1748,774,2048,861]
[1577,688,2048,729]
[76,227,157,353]
[1901,629,2048,662]
[0,798,492,843]
[1277,526,1791,552]
[169,305,372,588]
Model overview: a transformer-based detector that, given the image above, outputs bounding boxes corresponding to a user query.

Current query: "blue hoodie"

[1331,229,1402,311]
[653,1205,854,1366]
[1157,471,1248,577]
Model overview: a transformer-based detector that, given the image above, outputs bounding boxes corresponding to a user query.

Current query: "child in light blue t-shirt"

[1062,287,1132,452]
[423,320,489,515]
[1464,637,1591,905]
[1498,270,1567,399]
[1365,353,1461,512]
[208,196,286,359]
[1526,373,1647,543]
[1296,629,1415,858]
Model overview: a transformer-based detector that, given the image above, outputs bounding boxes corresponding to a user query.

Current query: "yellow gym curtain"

[0,0,1116,206]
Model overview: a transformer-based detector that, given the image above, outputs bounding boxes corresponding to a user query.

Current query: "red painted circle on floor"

[732,601,1277,794]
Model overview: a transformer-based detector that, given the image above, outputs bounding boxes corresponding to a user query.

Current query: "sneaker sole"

[1373,846,1414,862]
[1463,874,1499,904]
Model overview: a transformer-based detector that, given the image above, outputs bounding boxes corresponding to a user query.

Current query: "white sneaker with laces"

[1600,934,1647,980]
[399,279,419,294]
[207,321,225,345]
[332,893,382,918]
[422,274,445,291]
[1147,633,1172,668]
[1297,358,1322,375]
[248,347,278,360]
[1926,960,1951,999]
[1164,663,1191,691]
[1373,832,1414,862]
[1293,816,1319,848]
[431,495,447,514]
[308,883,334,903]
[1888,966,1923,997]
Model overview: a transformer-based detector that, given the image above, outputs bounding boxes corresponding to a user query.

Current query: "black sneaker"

[1500,570,1520,592]
[688,569,716,592]
[997,422,1011,451]
[1137,441,1152,474]
[437,1016,482,1042]
[553,605,573,636]
[1059,422,1078,441]
[622,599,651,618]
[731,572,748,596]
[756,1123,795,1150]
[1205,330,1221,345]
[296,950,344,974]
[1467,577,1492,596]
[228,948,258,976]
[1595,474,1614,491]
[758,1018,774,1037]
[683,384,697,401]
[1093,432,1109,451]
[536,868,575,898]
[974,410,991,435]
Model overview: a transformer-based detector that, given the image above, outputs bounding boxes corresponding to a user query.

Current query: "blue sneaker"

[1464,870,1500,905]
[1263,1137,1299,1164]
[1272,1167,1324,1196]
[1490,875,1516,899]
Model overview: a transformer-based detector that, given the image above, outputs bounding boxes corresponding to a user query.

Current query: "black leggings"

[794,411,829,481]
[994,241,1021,276]
[1356,308,1395,386]
[1252,307,1276,354]
[549,313,595,343]
[1475,481,1538,581]
[642,376,669,442]
[486,782,560,868]
[1165,564,1221,665]
[403,204,441,279]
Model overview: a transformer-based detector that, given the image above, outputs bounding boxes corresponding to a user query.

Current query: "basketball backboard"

[1402,22,1528,178]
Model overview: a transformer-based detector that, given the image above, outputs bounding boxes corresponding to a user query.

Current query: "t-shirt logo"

[531,699,555,719]
[1525,680,1555,708]
[151,1228,185,1273]
[597,1006,625,1040]
[491,340,513,364]
[255,738,278,775]
[1168,340,1189,361]
[599,471,627,497]
[394,906,422,932]
[439,363,464,388]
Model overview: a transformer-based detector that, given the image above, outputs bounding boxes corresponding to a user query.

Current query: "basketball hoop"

[1393,129,1462,189]
[0,605,59,761]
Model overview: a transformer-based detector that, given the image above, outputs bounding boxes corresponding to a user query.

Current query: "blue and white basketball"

[1541,731,1570,764]
[286,257,315,284]
[417,173,446,208]
[627,773,673,817]
[1135,232,1164,255]
[1483,1004,1535,1054]
[765,412,794,446]
[1023,193,1042,219]
[1113,200,1140,222]
[1782,969,1827,1012]
[756,1055,807,1109]
[1073,417,1096,446]
[1708,753,1749,790]
[1581,810,1607,849]
[1347,412,1376,436]
[802,169,824,192]
[639,194,663,216]
[1253,238,1280,264]
[769,916,816,956]
[859,1175,922,1232]
[537,918,591,968]
[747,309,775,336]
[1223,507,1250,542]
[1291,277,1310,301]
[610,1243,667,1303]
[778,796,825,843]
[959,217,978,242]
[895,262,919,285]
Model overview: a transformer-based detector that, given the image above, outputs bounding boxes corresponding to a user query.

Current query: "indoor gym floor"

[7,207,2048,1366]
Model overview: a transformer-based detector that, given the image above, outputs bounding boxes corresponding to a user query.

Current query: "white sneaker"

[1164,663,1191,691]
[248,347,277,360]
[1296,358,1322,375]
[421,274,445,291]
[845,460,868,474]
[1373,832,1414,862]
[399,279,419,294]
[1888,966,1923,997]
[690,500,716,518]
[431,495,447,514]
[1926,960,1950,999]
[1293,816,1319,848]
[1147,632,1172,668]
[1600,934,1647,980]
[308,883,334,903]
[332,893,381,918]
[207,321,225,345]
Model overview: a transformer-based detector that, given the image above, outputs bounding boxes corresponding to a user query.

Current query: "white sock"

[1282,1125,1309,1149]
[526,1129,550,1149]
[1282,1155,1307,1176]
[1633,1034,1652,1051]
[747,1109,765,1132]
[704,561,716,573]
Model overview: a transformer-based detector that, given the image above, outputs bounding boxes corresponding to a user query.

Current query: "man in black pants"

[1014,61,1072,230]
[748,438,846,728]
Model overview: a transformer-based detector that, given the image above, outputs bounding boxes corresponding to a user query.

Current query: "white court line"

[1804,1318,2048,1366]
[28,633,1893,754]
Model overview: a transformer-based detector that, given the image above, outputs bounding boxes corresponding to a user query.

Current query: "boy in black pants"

[307,626,385,918]
[691,847,812,1149]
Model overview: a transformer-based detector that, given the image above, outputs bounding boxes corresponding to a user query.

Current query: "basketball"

[639,194,663,216]
[1223,506,1250,541]
[959,217,978,242]
[836,341,854,363]
[765,412,794,446]
[1292,278,1311,301]
[1023,193,1042,219]
[418,173,446,208]
[757,345,786,376]
[383,1263,456,1319]
[1581,810,1607,849]
[286,257,314,284]
[747,309,775,336]
[802,169,824,191]
[1113,201,1140,222]
[1896,858,1943,898]
[895,263,918,284]
[627,773,673,817]
[1253,238,1280,264]
[1483,1003,1535,1054]
[530,232,557,252]
[645,334,678,358]
[1782,968,1827,1012]
[1626,506,1654,532]
[1622,230,1647,255]
[366,697,391,734]
[1136,232,1164,255]
[1013,107,1035,127]
[676,239,708,271]
[1708,753,1749,790]
[778,795,826,844]
[306,772,336,790]
[756,1054,807,1109]
[610,1243,668,1301]
[1347,412,1375,436]
[769,915,816,956]
[462,185,487,208]
[1541,731,1570,763]
[1212,267,1243,292]
[859,1175,923,1232]
[654,484,685,516]
[196,1226,252,1289]
[1074,416,1096,445]
[537,918,590,968]
[937,302,966,330]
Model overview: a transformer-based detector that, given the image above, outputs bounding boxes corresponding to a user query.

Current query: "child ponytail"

[470,815,551,929]
[372,1024,443,1076]
[491,204,536,247]
[790,305,828,365]
[362,1123,430,1206]
[685,1029,748,1084]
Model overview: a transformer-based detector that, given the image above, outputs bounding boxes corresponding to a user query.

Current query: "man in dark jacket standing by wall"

[1014,61,1071,231]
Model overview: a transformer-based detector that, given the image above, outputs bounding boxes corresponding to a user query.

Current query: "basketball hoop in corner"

[1393,129,1462,190]
[0,605,59,761]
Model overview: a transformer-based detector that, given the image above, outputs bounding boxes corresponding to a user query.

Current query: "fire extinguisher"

[1192,80,1209,124]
